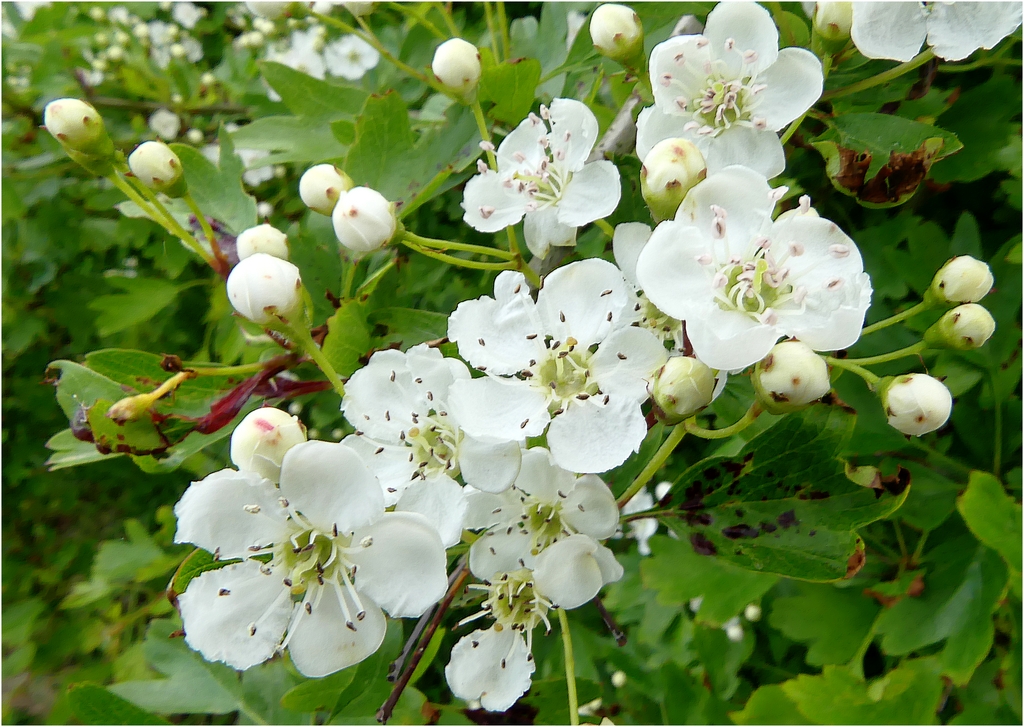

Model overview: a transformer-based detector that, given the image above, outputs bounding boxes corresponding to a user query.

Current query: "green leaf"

[168,548,238,598]
[522,677,601,725]
[957,471,1023,577]
[45,428,123,470]
[322,301,372,379]
[694,623,754,699]
[642,535,778,627]
[368,307,449,348]
[731,684,811,725]
[659,405,908,581]
[171,128,257,234]
[280,669,356,712]
[88,277,182,337]
[769,583,880,666]
[230,115,348,165]
[781,658,945,724]
[260,61,368,121]
[67,683,170,725]
[479,58,543,124]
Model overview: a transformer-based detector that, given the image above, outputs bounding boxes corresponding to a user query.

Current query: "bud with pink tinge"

[230,407,307,482]
[226,253,303,325]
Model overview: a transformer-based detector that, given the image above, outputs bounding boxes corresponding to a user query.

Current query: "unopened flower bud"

[813,2,853,42]
[200,72,216,86]
[432,38,482,97]
[611,671,627,688]
[299,164,353,216]
[744,603,762,622]
[89,6,105,21]
[230,407,307,482]
[924,303,996,351]
[723,617,744,643]
[332,186,397,254]
[590,4,644,64]
[928,256,994,304]
[106,45,124,62]
[652,356,716,422]
[753,340,830,414]
[133,22,150,40]
[95,31,110,46]
[882,373,952,437]
[127,141,187,196]
[43,98,111,154]
[236,223,289,261]
[186,128,204,144]
[170,43,187,59]
[640,138,706,222]
[226,253,303,325]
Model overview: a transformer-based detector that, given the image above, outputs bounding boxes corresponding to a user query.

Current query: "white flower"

[172,1,204,29]
[851,2,1022,62]
[173,440,448,676]
[723,616,744,642]
[246,2,290,19]
[634,165,872,371]
[462,98,621,259]
[109,6,130,25]
[636,2,823,179]
[324,35,380,80]
[205,140,275,187]
[462,447,620,577]
[620,486,657,556]
[612,222,686,352]
[566,10,588,50]
[230,406,306,482]
[883,373,952,436]
[148,108,181,140]
[272,29,326,79]
[341,344,523,547]
[447,258,668,473]
[446,534,622,711]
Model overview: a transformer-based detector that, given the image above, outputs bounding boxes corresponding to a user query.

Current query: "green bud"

[43,98,115,174]
[924,303,996,350]
[640,138,707,222]
[813,2,853,42]
[651,356,716,423]
[590,4,644,65]
[926,255,994,305]
[127,141,187,197]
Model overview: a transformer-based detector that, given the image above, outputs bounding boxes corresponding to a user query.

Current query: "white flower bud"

[257,201,274,218]
[640,138,706,222]
[651,356,716,422]
[133,22,150,40]
[226,253,303,325]
[723,617,744,643]
[332,187,397,254]
[43,98,109,152]
[106,45,124,62]
[299,163,353,215]
[186,128,204,144]
[114,30,130,46]
[91,58,109,72]
[200,72,217,86]
[89,6,105,21]
[342,2,375,18]
[431,38,481,95]
[236,223,290,261]
[925,303,996,351]
[95,31,110,46]
[127,141,187,196]
[230,407,306,482]
[170,43,187,59]
[148,108,181,141]
[590,4,644,64]
[288,401,303,416]
[253,17,276,35]
[744,603,762,622]
[883,373,952,437]
[753,340,830,414]
[929,256,994,304]
[611,671,627,688]
[813,2,853,42]
[245,1,290,19]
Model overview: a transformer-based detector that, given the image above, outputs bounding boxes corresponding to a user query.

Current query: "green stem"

[357,257,397,296]
[403,231,516,260]
[557,608,579,727]
[495,1,510,62]
[184,191,226,267]
[398,236,516,271]
[434,2,460,36]
[991,371,1002,477]
[860,301,933,337]
[910,529,929,566]
[847,614,881,680]
[826,357,881,386]
[517,255,543,288]
[470,99,498,169]
[685,403,762,440]
[779,110,808,145]
[907,439,974,477]
[342,261,358,299]
[937,56,1021,73]
[399,166,454,219]
[594,218,615,238]
[617,424,687,507]
[186,360,278,377]
[822,49,935,101]
[387,2,446,38]
[506,225,521,256]
[482,2,501,61]
[894,521,908,561]
[842,341,927,366]
[284,324,346,398]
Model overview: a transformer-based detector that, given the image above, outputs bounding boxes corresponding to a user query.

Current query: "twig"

[377,559,470,724]
[592,596,627,646]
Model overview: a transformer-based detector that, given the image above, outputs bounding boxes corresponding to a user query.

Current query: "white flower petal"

[446,628,534,712]
[650,35,716,115]
[462,170,527,232]
[459,435,522,493]
[704,2,779,75]
[395,475,468,548]
[591,326,668,402]
[178,561,291,671]
[349,511,448,618]
[593,540,625,584]
[537,258,633,348]
[497,116,549,175]
[404,343,471,406]
[287,586,386,677]
[850,2,927,61]
[548,98,600,172]
[463,486,522,530]
[677,165,775,244]
[561,475,619,540]
[447,376,550,441]
[533,534,607,609]
[342,349,421,441]
[686,301,780,371]
[341,435,416,506]
[612,222,653,288]
[469,527,534,580]
[756,48,823,131]
[174,468,290,560]
[448,271,542,375]
[783,272,873,353]
[927,2,1022,61]
[514,447,576,502]
[524,205,577,259]
[557,160,622,227]
[546,397,648,474]
[704,126,786,179]
[635,220,717,321]
[279,441,384,535]
[636,104,706,163]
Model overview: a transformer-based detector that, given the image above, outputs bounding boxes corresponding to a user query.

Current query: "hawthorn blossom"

[612,222,686,352]
[461,447,620,578]
[462,98,621,258]
[851,2,1022,62]
[446,535,622,711]
[447,258,667,474]
[271,28,327,79]
[324,35,380,80]
[173,440,448,677]
[341,344,522,547]
[635,2,823,179]
[172,2,204,29]
[634,165,872,372]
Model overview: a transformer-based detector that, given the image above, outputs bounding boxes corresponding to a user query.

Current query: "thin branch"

[592,596,627,647]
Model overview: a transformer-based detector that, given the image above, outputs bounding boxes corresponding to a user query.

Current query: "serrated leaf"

[45,428,123,470]
[230,115,348,165]
[731,684,811,725]
[169,548,238,598]
[280,669,355,712]
[367,307,448,348]
[479,58,542,124]
[322,301,372,379]
[659,405,908,581]
[957,471,1023,576]
[260,61,368,121]
[88,278,181,337]
[67,683,170,725]
[170,129,257,234]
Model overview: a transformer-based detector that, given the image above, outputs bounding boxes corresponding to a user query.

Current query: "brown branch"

[592,595,627,646]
